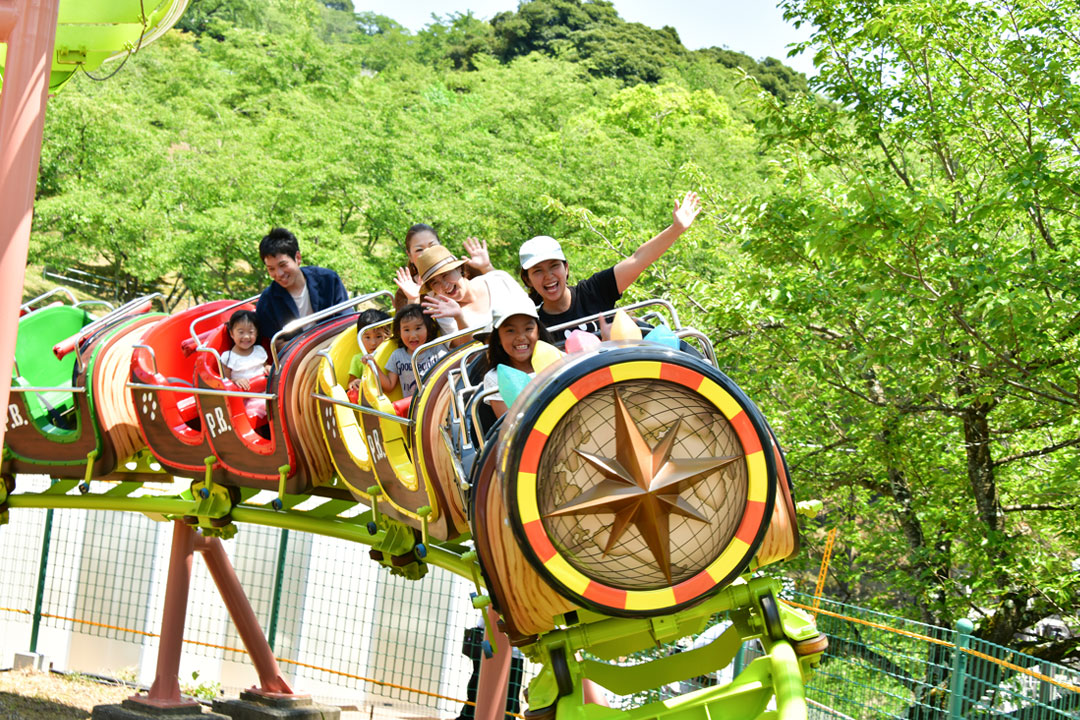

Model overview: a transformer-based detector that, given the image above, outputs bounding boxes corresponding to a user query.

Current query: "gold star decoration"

[545,390,742,584]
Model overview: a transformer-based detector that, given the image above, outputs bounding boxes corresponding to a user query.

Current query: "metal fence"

[1,480,1077,718]
[783,592,1080,720]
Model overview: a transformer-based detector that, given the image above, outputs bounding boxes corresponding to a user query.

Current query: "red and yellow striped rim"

[513,360,768,613]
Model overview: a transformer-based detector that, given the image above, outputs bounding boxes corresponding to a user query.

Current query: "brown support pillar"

[0,0,60,450]
[473,606,512,720]
[129,520,202,710]
[193,533,294,696]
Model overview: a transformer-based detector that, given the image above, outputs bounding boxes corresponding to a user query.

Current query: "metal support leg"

[130,520,201,709]
[193,532,294,695]
[474,606,512,720]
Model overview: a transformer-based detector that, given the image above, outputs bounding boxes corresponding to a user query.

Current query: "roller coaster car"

[5,299,162,479]
[131,300,241,478]
[316,328,475,541]
[194,311,359,495]
[466,340,803,642]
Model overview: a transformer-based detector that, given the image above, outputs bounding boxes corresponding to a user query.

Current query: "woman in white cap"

[519,191,701,337]
[417,245,529,346]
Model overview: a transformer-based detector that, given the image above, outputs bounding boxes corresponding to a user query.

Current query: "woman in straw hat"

[416,245,530,346]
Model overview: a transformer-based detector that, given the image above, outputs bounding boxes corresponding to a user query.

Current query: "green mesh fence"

[784,591,1080,720]
[0,476,517,715]
[1,488,1077,719]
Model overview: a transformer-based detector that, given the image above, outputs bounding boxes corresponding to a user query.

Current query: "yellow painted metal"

[0,1,190,93]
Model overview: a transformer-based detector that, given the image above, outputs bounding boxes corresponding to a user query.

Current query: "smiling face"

[429,266,465,301]
[406,230,440,267]
[498,314,540,371]
[525,259,570,306]
[361,327,390,354]
[399,315,429,351]
[229,319,258,353]
[264,252,303,292]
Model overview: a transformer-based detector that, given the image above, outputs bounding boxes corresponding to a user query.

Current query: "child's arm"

[347,374,361,391]
[490,398,508,417]
[377,365,399,394]
[612,191,701,293]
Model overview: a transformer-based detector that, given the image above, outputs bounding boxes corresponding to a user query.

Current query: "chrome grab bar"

[131,344,158,376]
[188,294,260,347]
[675,329,718,369]
[69,293,164,373]
[195,345,226,379]
[410,324,484,393]
[10,386,86,393]
[311,392,413,426]
[126,382,275,400]
[270,290,394,369]
[74,300,115,311]
[443,368,472,454]
[76,293,164,343]
[545,297,682,336]
[469,387,500,451]
[20,287,78,311]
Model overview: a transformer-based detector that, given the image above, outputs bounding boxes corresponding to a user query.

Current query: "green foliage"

[646,0,1080,660]
[694,48,810,102]
[33,0,758,309]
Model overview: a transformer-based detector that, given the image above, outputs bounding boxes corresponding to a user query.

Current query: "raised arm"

[463,237,495,275]
[612,191,701,293]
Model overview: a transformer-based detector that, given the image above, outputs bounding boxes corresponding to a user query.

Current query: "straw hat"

[416,245,468,294]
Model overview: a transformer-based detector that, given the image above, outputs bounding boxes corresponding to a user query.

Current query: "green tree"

[679,0,1080,662]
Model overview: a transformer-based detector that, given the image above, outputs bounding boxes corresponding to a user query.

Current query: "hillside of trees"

[29,0,1080,664]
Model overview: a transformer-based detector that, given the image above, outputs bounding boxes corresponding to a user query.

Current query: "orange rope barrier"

[0,606,522,716]
[783,600,1080,695]
[5,602,1077,705]
[813,528,837,616]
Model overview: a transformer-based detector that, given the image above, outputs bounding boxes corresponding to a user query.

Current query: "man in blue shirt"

[255,228,348,341]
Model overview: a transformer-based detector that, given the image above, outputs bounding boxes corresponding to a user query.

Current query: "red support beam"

[0,0,60,450]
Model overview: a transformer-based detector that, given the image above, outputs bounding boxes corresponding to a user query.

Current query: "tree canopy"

[27,0,1080,664]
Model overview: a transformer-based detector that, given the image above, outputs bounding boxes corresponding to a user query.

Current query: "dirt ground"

[0,668,133,719]
[0,668,448,719]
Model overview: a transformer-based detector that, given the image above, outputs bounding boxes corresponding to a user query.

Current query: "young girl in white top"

[220,310,270,419]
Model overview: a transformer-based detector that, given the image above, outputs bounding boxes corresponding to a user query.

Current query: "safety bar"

[411,323,485,392]
[126,382,276,400]
[195,345,227,379]
[20,287,77,311]
[271,290,394,368]
[363,357,387,400]
[311,393,413,426]
[546,297,682,336]
[188,294,260,347]
[75,300,116,311]
[131,344,158,376]
[54,293,163,362]
[315,350,338,383]
[442,367,472,455]
[452,344,489,450]
[10,386,85,393]
[470,387,500,451]
[357,317,393,342]
[676,328,718,368]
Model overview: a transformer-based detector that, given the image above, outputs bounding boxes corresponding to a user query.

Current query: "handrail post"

[29,504,54,653]
[267,529,289,652]
[948,618,974,720]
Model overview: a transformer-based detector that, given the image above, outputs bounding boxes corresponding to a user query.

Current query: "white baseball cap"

[491,290,540,330]
[519,235,566,270]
